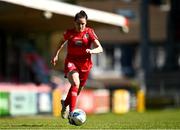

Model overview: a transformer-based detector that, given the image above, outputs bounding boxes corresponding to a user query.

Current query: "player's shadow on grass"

[12,124,43,127]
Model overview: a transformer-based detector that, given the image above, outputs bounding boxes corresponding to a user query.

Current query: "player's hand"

[86,49,92,54]
[51,56,58,66]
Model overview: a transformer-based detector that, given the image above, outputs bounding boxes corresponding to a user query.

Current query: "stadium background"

[0,0,180,118]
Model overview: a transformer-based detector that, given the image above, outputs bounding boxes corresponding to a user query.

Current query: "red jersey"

[63,27,98,86]
[63,27,98,59]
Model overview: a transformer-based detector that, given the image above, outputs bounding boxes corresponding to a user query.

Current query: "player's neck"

[74,27,86,33]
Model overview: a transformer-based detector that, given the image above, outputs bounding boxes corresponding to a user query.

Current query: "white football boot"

[61,100,68,119]
[68,112,75,125]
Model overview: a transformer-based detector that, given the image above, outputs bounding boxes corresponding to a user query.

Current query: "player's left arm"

[86,39,103,54]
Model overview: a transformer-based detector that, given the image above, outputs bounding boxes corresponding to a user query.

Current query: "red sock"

[64,87,72,107]
[69,86,78,112]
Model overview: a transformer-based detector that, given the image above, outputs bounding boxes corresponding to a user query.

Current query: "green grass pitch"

[0,109,180,129]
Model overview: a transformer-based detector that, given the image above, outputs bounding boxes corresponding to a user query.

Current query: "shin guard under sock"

[69,86,78,112]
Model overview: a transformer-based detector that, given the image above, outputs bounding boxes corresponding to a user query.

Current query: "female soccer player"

[51,10,103,121]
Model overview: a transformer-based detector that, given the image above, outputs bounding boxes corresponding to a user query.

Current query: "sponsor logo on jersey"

[75,40,83,46]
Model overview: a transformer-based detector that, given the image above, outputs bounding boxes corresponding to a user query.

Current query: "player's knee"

[72,80,80,87]
[70,76,80,87]
[68,71,80,87]
[69,78,80,87]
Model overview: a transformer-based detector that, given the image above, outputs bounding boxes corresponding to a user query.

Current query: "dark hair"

[74,10,88,21]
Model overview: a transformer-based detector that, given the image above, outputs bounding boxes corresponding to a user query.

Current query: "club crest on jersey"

[83,33,89,39]
[68,62,74,68]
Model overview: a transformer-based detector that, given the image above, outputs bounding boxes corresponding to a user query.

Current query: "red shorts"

[64,57,92,87]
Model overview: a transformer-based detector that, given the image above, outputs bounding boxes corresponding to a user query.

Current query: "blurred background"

[0,0,180,117]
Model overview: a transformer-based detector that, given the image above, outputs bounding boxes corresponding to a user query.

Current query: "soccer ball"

[69,109,86,126]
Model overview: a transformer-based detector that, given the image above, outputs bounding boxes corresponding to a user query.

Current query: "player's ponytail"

[74,10,88,21]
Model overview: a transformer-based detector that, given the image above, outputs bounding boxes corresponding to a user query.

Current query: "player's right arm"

[51,39,67,66]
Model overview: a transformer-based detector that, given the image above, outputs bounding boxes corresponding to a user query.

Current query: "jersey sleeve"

[63,30,70,41]
[88,28,98,42]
